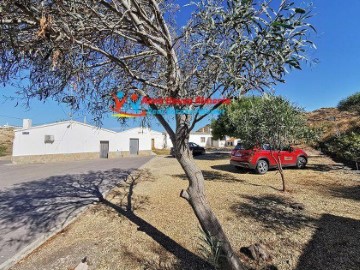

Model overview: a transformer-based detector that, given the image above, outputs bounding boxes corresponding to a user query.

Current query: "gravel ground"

[11,154,360,270]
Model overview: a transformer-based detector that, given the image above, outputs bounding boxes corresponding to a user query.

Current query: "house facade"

[12,120,237,164]
[161,124,228,149]
[12,119,156,164]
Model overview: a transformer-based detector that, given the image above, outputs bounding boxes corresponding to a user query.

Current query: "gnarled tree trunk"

[172,123,246,269]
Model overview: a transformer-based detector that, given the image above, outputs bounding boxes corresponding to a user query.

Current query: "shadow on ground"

[194,153,231,161]
[329,184,360,201]
[164,153,230,161]
[210,165,279,190]
[296,214,360,270]
[211,163,286,174]
[172,170,245,183]
[0,169,210,269]
[211,164,254,174]
[299,163,353,172]
[231,195,316,232]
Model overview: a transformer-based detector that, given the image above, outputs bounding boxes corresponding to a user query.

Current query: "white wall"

[150,131,167,149]
[13,121,153,157]
[190,134,213,147]
[116,127,152,151]
[163,133,173,149]
[212,139,226,148]
[161,133,215,149]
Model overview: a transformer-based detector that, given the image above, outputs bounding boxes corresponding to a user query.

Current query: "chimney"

[23,119,32,129]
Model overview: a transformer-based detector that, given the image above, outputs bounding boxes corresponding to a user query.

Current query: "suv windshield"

[188,142,199,147]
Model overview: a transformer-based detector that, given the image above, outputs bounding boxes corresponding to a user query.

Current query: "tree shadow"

[296,214,360,270]
[210,165,279,190]
[300,163,353,172]
[329,184,360,201]
[172,170,245,183]
[164,153,229,160]
[194,153,231,160]
[211,164,255,174]
[0,169,210,269]
[230,195,316,233]
[0,168,128,251]
[120,244,187,270]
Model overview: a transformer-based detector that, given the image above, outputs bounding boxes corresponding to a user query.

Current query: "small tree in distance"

[0,1,315,269]
[338,92,360,115]
[212,95,317,192]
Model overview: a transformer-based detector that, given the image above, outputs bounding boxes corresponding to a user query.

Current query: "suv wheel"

[296,156,307,169]
[256,160,268,174]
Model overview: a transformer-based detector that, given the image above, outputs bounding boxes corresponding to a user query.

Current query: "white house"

[12,119,158,164]
[12,119,238,163]
[160,124,228,149]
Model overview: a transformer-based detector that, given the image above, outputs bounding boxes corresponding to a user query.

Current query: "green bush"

[320,127,360,167]
[338,92,360,114]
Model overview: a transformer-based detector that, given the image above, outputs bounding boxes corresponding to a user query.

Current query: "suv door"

[280,146,296,166]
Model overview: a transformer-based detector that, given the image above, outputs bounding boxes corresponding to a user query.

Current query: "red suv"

[230,143,308,174]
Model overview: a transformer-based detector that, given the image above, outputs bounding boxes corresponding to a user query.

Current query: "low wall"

[12,150,152,164]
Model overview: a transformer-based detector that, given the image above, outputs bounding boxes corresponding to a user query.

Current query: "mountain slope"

[306,107,359,139]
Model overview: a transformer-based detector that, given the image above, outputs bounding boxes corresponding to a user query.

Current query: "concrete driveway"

[0,156,153,267]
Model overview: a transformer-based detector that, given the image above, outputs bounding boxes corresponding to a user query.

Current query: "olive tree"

[0,1,315,269]
[212,95,316,192]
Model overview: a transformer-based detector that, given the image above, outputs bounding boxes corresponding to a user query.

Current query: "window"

[22,132,29,135]
[201,137,205,143]
[44,135,55,144]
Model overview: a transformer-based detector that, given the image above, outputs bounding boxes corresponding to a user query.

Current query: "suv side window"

[262,144,271,150]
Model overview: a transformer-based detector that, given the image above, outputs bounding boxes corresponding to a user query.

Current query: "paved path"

[0,156,153,266]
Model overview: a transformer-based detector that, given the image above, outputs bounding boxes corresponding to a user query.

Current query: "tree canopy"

[211,95,317,149]
[0,0,315,135]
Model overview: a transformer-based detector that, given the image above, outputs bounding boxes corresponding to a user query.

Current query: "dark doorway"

[129,138,139,155]
[151,138,155,150]
[100,141,109,158]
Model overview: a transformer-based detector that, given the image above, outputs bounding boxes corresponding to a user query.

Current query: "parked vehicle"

[171,142,206,156]
[230,143,308,174]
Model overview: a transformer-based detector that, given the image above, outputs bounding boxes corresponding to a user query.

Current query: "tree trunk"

[177,148,246,270]
[154,112,246,269]
[278,163,286,192]
[271,151,286,192]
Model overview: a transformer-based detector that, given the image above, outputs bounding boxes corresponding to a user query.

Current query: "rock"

[290,203,305,210]
[240,243,272,262]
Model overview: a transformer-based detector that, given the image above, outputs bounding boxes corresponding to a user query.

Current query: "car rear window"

[234,143,246,150]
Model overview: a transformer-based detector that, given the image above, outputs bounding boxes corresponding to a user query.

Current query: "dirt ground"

[11,154,360,270]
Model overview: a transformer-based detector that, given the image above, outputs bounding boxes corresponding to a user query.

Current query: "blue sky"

[0,0,359,131]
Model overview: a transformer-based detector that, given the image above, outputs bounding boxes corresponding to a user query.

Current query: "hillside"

[306,108,359,167]
[0,128,14,157]
[306,107,359,139]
